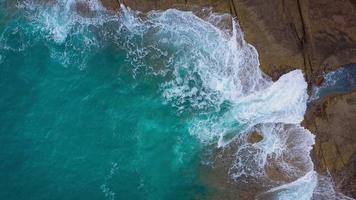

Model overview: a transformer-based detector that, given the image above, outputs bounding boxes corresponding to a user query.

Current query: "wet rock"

[105,0,231,13]
[100,0,119,11]
[74,1,92,16]
[199,140,266,200]
[247,131,263,144]
[303,90,356,197]
[314,75,324,87]
[230,0,356,83]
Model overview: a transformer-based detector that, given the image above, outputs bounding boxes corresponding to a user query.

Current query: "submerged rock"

[247,131,263,144]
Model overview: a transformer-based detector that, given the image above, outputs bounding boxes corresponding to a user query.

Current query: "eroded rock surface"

[304,90,356,197]
[231,0,356,82]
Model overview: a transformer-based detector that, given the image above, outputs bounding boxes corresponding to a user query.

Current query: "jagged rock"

[303,90,356,197]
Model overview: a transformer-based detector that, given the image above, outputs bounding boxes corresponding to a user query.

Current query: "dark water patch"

[309,64,356,102]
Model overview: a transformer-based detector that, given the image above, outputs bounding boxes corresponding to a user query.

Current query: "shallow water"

[0,1,326,199]
[310,64,356,102]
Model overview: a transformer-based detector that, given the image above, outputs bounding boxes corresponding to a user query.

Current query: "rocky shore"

[304,90,356,197]
[99,0,356,198]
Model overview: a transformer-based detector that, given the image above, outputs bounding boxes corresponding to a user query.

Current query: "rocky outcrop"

[230,0,356,82]
[230,0,308,81]
[303,90,356,197]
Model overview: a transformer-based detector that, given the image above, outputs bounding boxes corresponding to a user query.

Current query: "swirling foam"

[116,7,318,199]
[7,1,346,199]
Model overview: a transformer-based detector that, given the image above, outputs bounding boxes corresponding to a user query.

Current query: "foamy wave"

[259,171,317,200]
[234,70,308,125]
[229,124,315,182]
[6,1,345,199]
[15,0,119,68]
[188,70,308,146]
[116,6,270,113]
[22,0,107,43]
[113,7,319,198]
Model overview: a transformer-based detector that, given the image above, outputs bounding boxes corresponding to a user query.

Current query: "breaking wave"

[2,0,349,199]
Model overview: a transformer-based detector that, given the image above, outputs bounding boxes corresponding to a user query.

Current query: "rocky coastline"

[99,0,356,198]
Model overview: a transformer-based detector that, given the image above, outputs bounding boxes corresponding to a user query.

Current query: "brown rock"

[75,1,92,17]
[303,90,356,197]
[199,140,267,200]
[314,75,325,86]
[231,0,356,83]
[100,0,120,10]
[247,130,263,144]
[100,0,230,13]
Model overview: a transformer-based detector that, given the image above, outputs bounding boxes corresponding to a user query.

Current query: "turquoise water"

[0,1,321,200]
[0,2,206,200]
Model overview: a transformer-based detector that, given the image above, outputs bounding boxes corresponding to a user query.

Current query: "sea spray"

[0,0,341,199]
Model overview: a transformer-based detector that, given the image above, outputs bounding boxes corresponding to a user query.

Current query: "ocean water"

[310,64,356,102]
[0,0,327,200]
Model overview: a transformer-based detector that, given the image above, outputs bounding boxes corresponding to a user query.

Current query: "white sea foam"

[259,171,318,200]
[10,1,346,199]
[116,6,271,112]
[186,69,309,147]
[229,124,315,182]
[101,162,119,200]
[22,0,107,43]
[312,174,355,200]
[17,0,118,68]
[234,70,308,125]
[112,6,319,199]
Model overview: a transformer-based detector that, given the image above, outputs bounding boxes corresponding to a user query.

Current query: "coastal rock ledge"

[304,91,356,198]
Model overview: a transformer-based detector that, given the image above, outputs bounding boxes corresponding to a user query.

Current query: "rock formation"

[304,90,356,197]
